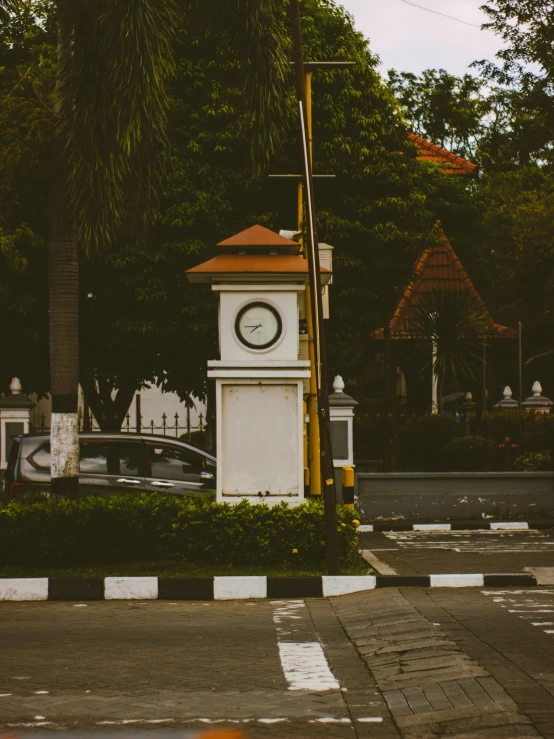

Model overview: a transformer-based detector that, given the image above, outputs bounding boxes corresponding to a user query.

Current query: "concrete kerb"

[0,572,539,601]
[357,521,544,532]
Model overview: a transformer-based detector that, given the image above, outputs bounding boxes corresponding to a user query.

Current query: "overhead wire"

[397,0,482,28]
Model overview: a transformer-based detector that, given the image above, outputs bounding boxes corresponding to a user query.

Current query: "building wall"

[30,385,206,434]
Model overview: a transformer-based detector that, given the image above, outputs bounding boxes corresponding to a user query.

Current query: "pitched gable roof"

[372,226,516,340]
[217,224,298,249]
[409,133,479,176]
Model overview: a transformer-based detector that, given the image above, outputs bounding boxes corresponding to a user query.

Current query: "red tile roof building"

[409,133,478,176]
[372,226,516,340]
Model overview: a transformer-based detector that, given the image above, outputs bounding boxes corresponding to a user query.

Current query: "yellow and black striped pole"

[342,466,355,508]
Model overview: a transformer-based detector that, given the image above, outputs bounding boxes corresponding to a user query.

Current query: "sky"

[338,0,504,78]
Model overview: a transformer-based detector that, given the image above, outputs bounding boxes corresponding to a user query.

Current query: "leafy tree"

[1,0,437,432]
[477,0,554,170]
[477,166,554,390]
[388,69,488,160]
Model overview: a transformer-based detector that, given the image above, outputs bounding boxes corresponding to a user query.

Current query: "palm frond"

[412,289,488,382]
[191,0,290,170]
[237,0,290,168]
[56,0,178,255]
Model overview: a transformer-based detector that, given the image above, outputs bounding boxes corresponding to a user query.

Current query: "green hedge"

[0,494,359,568]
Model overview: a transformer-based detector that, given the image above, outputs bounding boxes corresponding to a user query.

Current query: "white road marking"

[278,642,340,691]
[483,588,554,639]
[483,590,554,595]
[358,717,384,722]
[34,691,49,694]
[0,694,12,697]
[508,609,554,613]
[271,600,340,692]
[258,718,287,723]
[386,530,553,553]
[98,719,174,725]
[311,717,351,723]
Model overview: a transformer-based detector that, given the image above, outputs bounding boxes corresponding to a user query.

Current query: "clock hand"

[249,324,262,333]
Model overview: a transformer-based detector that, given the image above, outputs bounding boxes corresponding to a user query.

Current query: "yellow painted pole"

[301,71,322,497]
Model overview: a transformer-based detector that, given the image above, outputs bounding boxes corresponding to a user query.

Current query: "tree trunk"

[82,373,138,432]
[383,318,393,472]
[49,229,80,496]
[49,10,79,495]
[437,370,445,414]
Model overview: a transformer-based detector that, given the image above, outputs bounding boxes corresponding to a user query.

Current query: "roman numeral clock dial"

[235,302,282,350]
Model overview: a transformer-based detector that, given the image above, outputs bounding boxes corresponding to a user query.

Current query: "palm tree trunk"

[49,6,79,497]
[437,370,445,414]
[49,223,80,496]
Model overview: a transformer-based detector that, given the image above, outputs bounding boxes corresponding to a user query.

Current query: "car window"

[148,445,203,481]
[80,441,141,476]
[29,443,51,470]
[26,440,142,476]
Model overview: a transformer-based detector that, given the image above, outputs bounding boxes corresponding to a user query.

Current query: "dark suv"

[4,433,216,498]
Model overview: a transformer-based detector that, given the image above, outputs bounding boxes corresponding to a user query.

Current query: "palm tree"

[413,290,488,413]
[2,0,288,495]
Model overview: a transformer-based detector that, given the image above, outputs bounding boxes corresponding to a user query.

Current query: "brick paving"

[331,589,543,738]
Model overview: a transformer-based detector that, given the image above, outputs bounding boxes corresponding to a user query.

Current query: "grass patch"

[0,556,371,579]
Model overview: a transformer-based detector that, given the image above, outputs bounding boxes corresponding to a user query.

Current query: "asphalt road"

[2,586,554,738]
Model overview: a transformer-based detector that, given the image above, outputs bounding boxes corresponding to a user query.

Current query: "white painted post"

[0,379,35,471]
[431,339,438,414]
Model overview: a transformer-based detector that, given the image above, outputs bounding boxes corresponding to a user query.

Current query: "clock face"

[235,302,283,350]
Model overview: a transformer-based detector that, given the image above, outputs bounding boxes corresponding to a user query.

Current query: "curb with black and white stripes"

[358,521,534,532]
[0,572,538,601]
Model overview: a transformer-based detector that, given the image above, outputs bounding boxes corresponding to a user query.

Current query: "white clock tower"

[187,225,331,506]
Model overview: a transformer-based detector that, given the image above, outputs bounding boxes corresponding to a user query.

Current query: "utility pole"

[289,0,343,574]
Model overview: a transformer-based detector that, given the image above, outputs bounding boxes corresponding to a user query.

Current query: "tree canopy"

[0,0,435,421]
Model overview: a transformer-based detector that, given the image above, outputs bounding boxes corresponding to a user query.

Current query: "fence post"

[136,394,141,433]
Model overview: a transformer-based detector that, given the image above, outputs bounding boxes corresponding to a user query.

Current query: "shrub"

[0,494,358,568]
[394,414,460,471]
[443,436,494,471]
[486,409,554,452]
[513,451,553,471]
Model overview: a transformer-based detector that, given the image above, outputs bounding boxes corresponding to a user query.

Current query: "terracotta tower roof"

[372,225,516,340]
[217,224,298,248]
